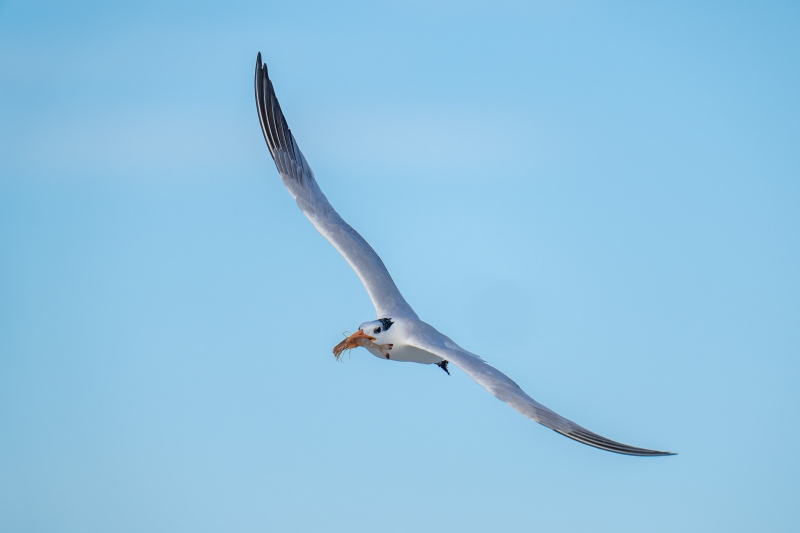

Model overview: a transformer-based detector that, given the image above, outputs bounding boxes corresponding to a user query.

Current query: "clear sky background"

[1,1,798,531]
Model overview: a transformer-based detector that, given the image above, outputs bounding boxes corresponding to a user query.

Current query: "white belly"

[365,343,443,364]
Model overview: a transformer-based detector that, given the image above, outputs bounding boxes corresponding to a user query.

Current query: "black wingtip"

[554,427,677,457]
[256,52,265,76]
[256,52,266,75]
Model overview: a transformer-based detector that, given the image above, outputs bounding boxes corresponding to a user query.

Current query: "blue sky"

[1,0,799,531]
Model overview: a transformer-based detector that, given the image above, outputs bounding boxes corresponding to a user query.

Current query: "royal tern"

[254,53,674,456]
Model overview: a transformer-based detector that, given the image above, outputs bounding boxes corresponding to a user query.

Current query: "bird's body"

[355,318,450,365]
[254,53,675,457]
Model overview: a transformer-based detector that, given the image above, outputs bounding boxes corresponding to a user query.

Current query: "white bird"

[254,53,674,456]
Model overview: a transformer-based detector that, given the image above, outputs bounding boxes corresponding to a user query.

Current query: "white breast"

[365,342,444,364]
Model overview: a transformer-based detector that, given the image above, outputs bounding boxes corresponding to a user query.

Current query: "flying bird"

[254,53,674,456]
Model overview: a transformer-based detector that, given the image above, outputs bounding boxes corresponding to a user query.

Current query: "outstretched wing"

[408,329,675,456]
[254,53,418,320]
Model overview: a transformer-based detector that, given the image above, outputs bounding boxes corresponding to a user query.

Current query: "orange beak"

[333,329,376,359]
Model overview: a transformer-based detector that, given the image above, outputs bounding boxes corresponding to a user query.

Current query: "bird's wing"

[407,330,675,456]
[254,53,418,320]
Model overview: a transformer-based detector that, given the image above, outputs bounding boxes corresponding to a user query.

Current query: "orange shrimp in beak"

[333,329,376,359]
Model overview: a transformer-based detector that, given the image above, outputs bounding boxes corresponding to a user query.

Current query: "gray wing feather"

[254,53,418,320]
[408,330,675,457]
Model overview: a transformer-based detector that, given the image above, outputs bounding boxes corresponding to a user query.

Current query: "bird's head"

[332,318,394,359]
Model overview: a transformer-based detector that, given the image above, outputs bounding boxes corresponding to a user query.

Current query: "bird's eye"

[373,327,381,334]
